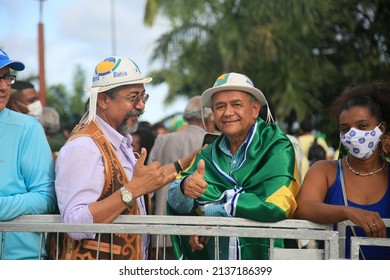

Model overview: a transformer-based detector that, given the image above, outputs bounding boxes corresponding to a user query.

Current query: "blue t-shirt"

[0,109,56,259]
[324,160,390,259]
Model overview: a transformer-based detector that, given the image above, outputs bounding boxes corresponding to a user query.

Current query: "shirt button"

[232,160,236,164]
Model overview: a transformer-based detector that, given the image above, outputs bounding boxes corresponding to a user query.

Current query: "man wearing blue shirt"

[0,49,57,259]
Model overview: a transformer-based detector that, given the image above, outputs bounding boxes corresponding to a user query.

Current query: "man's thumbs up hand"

[182,159,208,199]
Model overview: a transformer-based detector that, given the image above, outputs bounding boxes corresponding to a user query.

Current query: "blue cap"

[0,49,25,71]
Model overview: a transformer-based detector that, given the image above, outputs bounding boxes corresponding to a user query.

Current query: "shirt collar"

[218,125,253,157]
[95,115,132,151]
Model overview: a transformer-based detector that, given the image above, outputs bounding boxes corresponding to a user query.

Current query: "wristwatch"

[120,186,134,206]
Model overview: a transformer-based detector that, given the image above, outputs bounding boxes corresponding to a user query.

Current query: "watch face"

[123,193,132,203]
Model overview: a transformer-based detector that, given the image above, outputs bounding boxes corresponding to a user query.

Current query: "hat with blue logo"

[83,56,152,124]
[0,49,25,71]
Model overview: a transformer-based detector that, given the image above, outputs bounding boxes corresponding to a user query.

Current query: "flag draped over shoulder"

[168,118,300,260]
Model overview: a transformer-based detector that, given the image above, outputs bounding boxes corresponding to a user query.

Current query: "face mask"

[17,100,43,118]
[340,124,383,159]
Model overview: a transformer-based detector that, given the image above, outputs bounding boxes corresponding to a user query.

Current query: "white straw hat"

[202,72,267,107]
[83,56,152,124]
[202,72,273,124]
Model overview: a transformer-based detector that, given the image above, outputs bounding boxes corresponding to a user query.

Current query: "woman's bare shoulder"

[299,159,339,196]
[311,159,338,169]
[304,159,339,181]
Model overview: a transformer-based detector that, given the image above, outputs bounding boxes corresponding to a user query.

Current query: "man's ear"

[96,93,108,110]
[253,100,261,120]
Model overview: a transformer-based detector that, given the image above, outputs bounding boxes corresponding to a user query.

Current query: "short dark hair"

[299,119,314,133]
[11,80,35,92]
[152,121,166,131]
[9,81,36,104]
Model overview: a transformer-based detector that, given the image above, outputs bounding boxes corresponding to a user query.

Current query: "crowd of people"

[1,48,389,260]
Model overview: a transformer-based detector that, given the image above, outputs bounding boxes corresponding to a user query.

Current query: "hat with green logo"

[201,72,267,107]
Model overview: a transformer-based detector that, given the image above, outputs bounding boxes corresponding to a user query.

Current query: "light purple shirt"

[55,116,148,259]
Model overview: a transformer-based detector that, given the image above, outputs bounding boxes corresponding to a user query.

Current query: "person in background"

[8,81,64,158]
[298,118,331,160]
[171,117,187,132]
[40,107,60,137]
[138,120,153,131]
[148,95,215,167]
[131,124,157,217]
[152,121,168,136]
[131,125,156,163]
[39,107,66,159]
[373,82,390,161]
[51,56,196,260]
[61,122,75,140]
[0,49,56,259]
[147,95,215,259]
[294,81,390,259]
[8,80,43,119]
[167,72,300,260]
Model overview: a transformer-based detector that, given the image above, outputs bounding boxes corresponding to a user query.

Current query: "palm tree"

[144,0,390,140]
[144,0,327,124]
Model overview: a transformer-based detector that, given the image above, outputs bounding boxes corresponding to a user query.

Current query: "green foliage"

[144,0,329,119]
[144,0,390,147]
[46,64,87,128]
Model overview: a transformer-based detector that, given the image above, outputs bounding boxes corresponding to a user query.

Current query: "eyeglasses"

[113,93,149,105]
[0,74,16,85]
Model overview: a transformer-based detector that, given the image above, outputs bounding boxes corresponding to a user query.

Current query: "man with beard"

[51,56,195,260]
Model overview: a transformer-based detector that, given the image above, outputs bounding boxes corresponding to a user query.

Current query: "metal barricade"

[337,219,390,259]
[350,237,390,260]
[0,215,339,260]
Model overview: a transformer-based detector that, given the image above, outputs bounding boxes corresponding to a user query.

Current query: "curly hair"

[330,81,390,128]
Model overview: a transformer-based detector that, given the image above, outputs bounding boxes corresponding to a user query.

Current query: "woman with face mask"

[294,81,390,260]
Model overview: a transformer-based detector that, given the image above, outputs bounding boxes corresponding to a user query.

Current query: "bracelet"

[173,160,183,173]
[178,159,184,171]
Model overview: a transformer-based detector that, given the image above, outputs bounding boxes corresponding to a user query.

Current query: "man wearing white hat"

[52,56,195,260]
[167,72,300,260]
[0,49,57,259]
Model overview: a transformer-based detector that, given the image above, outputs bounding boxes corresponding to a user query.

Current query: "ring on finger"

[369,223,376,228]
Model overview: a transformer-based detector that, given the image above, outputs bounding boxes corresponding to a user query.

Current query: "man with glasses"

[51,56,195,260]
[0,49,57,259]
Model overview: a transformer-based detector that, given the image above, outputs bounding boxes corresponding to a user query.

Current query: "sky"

[0,0,188,124]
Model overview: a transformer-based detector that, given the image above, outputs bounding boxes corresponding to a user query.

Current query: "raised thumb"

[135,147,147,166]
[197,159,205,178]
